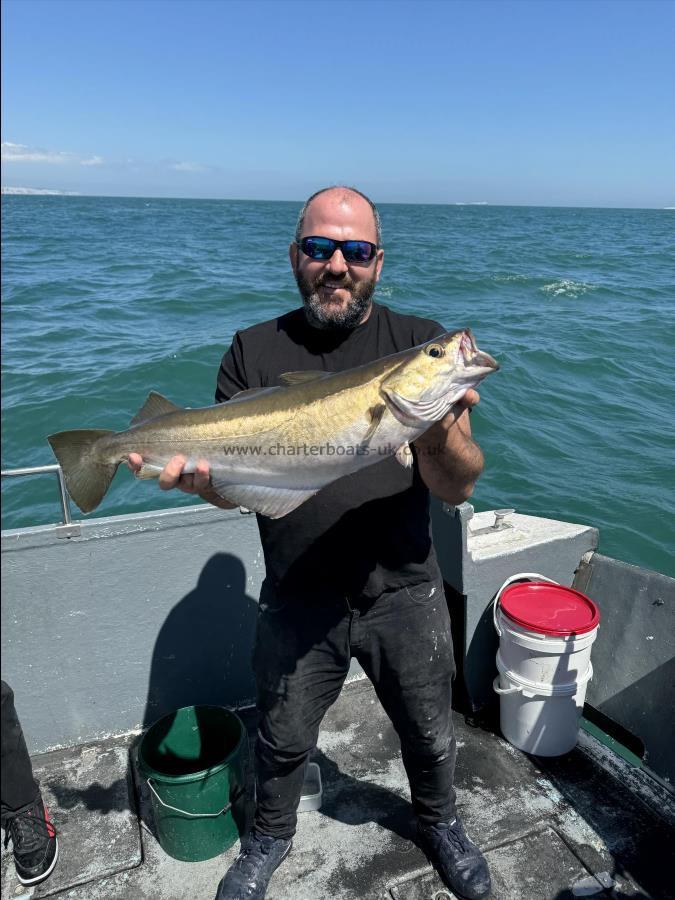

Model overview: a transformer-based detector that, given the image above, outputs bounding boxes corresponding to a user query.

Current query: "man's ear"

[289,242,299,275]
[375,248,385,282]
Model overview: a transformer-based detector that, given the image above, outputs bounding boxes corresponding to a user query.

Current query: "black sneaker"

[214,830,292,900]
[4,794,59,886]
[417,816,491,900]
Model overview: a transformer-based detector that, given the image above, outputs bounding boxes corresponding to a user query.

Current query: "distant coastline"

[1,187,671,210]
[2,186,80,196]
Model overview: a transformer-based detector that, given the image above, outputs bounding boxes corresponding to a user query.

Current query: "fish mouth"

[459,330,499,371]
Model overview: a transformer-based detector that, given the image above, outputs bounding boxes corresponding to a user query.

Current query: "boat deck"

[2,677,673,900]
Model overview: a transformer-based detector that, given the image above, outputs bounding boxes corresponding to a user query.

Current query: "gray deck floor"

[2,677,673,900]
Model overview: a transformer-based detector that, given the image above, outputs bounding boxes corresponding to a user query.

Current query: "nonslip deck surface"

[2,678,672,900]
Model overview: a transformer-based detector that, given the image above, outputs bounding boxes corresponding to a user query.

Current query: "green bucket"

[138,705,248,862]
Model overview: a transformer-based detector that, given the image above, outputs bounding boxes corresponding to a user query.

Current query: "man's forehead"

[302,189,377,238]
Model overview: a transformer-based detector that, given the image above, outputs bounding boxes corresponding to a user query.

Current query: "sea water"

[2,196,673,576]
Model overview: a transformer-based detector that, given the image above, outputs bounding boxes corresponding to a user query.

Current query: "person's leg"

[353,578,491,900]
[1,681,58,887]
[252,590,351,839]
[1,680,40,823]
[352,577,457,824]
[215,589,350,900]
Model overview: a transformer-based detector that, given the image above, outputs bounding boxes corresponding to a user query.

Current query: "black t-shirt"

[215,301,445,600]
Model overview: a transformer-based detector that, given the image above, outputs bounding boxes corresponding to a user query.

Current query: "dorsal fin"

[130,391,183,426]
[279,370,329,386]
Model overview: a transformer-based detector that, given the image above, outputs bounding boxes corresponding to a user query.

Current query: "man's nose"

[327,249,348,274]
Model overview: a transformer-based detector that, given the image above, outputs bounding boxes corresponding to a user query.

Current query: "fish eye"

[426,344,445,358]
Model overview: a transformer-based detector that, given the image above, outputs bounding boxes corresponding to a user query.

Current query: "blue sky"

[2,0,673,206]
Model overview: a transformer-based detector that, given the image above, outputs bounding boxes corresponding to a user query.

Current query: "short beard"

[295,270,376,331]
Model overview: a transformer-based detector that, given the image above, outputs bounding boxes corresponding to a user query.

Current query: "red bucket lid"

[499,582,599,636]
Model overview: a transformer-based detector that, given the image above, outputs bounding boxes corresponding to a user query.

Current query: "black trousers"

[251,574,457,840]
[1,681,40,826]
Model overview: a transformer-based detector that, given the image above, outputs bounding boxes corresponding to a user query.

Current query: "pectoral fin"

[395,442,413,468]
[362,403,386,446]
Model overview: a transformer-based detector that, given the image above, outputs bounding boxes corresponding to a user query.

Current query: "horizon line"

[1,186,671,211]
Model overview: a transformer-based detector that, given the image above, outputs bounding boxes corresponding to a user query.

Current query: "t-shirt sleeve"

[215,332,249,403]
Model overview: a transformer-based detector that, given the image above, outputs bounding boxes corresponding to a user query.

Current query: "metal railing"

[2,463,254,538]
[1,464,79,536]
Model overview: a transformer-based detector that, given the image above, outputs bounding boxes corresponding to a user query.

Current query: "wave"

[539,279,598,298]
[491,273,532,284]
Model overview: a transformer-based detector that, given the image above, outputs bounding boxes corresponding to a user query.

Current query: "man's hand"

[414,388,480,447]
[126,453,237,510]
[413,388,484,505]
[444,388,480,422]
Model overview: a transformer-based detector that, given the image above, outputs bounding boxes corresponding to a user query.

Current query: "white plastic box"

[298,762,322,812]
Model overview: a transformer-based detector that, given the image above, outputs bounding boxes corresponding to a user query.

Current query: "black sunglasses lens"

[301,237,335,260]
[342,241,375,262]
[300,237,376,262]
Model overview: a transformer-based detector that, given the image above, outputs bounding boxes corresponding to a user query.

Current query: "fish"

[47,329,499,519]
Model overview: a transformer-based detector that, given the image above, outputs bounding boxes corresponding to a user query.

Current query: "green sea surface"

[2,196,674,577]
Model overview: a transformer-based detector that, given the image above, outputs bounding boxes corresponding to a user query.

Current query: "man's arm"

[413,390,484,506]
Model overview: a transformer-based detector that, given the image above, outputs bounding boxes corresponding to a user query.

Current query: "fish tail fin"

[47,429,118,514]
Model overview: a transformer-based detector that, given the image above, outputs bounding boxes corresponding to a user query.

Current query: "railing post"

[1,465,80,537]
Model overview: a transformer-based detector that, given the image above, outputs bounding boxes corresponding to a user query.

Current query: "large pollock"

[48,329,498,518]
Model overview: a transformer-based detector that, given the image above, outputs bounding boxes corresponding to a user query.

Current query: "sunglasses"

[299,236,378,264]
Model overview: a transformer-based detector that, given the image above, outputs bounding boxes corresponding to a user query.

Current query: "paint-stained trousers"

[1,681,40,826]
[251,574,457,840]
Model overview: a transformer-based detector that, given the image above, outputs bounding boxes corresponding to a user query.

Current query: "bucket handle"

[493,663,593,698]
[147,778,244,819]
[492,676,521,695]
[492,572,560,637]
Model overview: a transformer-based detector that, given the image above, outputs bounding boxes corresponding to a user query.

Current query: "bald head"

[294,186,382,246]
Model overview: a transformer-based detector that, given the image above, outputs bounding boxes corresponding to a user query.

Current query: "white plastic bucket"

[494,661,594,756]
[494,602,598,686]
[492,573,600,756]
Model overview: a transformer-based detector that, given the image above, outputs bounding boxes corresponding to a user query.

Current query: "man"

[129,186,491,900]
